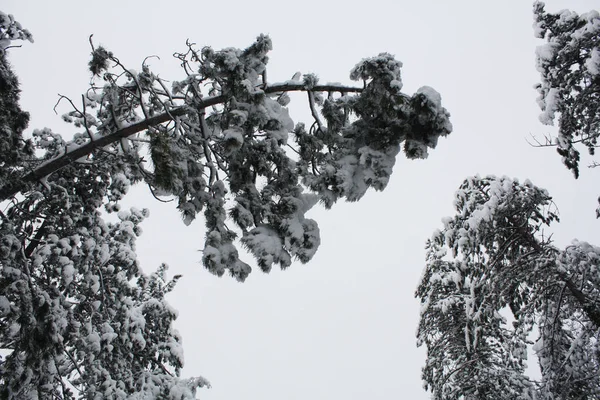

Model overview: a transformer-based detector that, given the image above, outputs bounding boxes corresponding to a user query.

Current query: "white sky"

[4,1,600,399]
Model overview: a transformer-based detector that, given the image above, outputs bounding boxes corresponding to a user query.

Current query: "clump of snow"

[536,43,557,62]
[86,332,102,353]
[416,86,442,108]
[117,209,131,221]
[242,226,292,271]
[263,97,294,136]
[585,48,600,76]
[538,88,560,125]
[350,53,403,83]
[415,85,453,140]
[223,128,244,150]
[229,109,248,126]
[390,79,403,92]
[0,296,10,316]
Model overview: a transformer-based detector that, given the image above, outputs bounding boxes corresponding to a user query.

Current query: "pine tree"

[417,4,600,397]
[533,2,600,180]
[0,27,452,281]
[0,11,452,399]
[0,11,33,190]
[416,176,600,399]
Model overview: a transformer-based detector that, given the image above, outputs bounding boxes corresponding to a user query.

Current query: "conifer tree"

[417,176,600,399]
[0,11,452,399]
[533,2,600,181]
[417,4,600,397]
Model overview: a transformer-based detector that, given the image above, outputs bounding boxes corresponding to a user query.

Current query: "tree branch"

[561,275,600,328]
[0,83,363,201]
[24,220,48,258]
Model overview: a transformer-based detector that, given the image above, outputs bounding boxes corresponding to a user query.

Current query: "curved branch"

[0,82,364,201]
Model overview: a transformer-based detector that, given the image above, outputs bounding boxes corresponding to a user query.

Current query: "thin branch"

[0,209,8,223]
[525,132,553,148]
[127,137,151,144]
[88,34,95,52]
[53,94,78,116]
[147,183,174,203]
[307,91,324,133]
[64,347,84,383]
[81,94,94,142]
[155,77,175,107]
[527,131,600,148]
[588,161,600,169]
[24,220,48,258]
[562,275,600,328]
[52,354,70,400]
[286,143,301,156]
[198,112,218,186]
[2,44,23,51]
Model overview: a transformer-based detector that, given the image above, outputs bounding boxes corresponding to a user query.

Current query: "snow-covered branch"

[417,175,600,399]
[0,82,364,202]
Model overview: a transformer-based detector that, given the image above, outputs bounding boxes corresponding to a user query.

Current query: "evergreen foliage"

[0,11,33,192]
[417,3,600,397]
[0,11,451,399]
[0,29,452,281]
[533,1,600,180]
[417,175,600,399]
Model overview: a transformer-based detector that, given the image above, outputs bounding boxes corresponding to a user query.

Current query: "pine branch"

[0,83,363,201]
[561,275,600,328]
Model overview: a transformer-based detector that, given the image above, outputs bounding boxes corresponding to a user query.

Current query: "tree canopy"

[0,27,452,281]
[416,175,600,399]
[415,2,600,398]
[0,11,452,399]
[533,1,600,180]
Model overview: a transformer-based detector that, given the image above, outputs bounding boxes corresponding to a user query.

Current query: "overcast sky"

[4,1,600,399]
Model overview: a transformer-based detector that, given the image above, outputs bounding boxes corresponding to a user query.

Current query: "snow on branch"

[417,175,600,399]
[0,82,364,202]
[2,35,451,281]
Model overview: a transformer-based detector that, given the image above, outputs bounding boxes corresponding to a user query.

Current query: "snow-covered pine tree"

[416,175,600,399]
[533,2,600,181]
[416,4,600,397]
[0,10,452,400]
[0,22,452,281]
[0,12,33,191]
[0,13,210,399]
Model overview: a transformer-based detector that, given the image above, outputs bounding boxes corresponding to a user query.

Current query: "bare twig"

[147,183,174,203]
[88,34,95,52]
[525,132,554,148]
